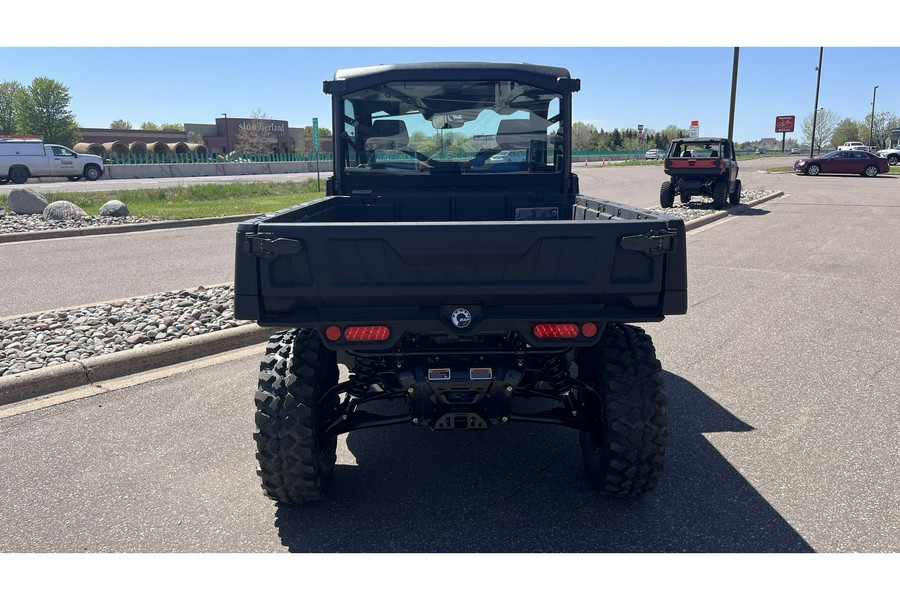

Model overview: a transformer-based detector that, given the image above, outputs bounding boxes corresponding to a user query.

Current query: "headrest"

[366,119,409,150]
[496,119,544,149]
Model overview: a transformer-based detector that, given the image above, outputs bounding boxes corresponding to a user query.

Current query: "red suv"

[659,137,741,210]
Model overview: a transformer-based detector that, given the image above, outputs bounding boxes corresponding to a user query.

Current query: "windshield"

[340,79,563,176]
[669,140,730,159]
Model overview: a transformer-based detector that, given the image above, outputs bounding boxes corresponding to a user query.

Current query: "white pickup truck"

[0,136,104,184]
[837,141,866,151]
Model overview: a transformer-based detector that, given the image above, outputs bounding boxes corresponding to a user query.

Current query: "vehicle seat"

[682,150,692,157]
[709,150,718,158]
[365,119,409,151]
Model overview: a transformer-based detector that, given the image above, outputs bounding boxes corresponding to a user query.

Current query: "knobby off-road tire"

[659,181,675,208]
[680,192,691,205]
[254,328,340,504]
[576,323,667,497]
[712,181,727,210]
[729,178,742,205]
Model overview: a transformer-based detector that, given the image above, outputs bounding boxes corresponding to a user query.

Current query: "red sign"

[775,115,795,133]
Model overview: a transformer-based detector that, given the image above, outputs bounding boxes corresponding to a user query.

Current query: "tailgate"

[234,198,686,325]
[664,156,724,174]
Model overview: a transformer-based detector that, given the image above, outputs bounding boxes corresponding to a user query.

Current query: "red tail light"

[343,325,391,342]
[533,323,579,339]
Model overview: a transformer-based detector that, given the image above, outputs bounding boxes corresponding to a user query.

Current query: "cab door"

[48,145,79,176]
[726,142,739,183]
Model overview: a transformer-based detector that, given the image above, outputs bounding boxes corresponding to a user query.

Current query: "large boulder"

[7,188,48,215]
[99,199,129,217]
[43,200,88,221]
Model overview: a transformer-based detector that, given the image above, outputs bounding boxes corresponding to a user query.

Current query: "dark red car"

[793,150,890,177]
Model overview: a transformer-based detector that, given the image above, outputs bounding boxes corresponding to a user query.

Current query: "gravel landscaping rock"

[0,213,161,235]
[7,188,48,215]
[99,199,129,217]
[43,200,88,221]
[649,187,776,221]
[0,284,251,377]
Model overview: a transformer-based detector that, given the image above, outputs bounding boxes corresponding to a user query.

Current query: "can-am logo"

[450,308,472,329]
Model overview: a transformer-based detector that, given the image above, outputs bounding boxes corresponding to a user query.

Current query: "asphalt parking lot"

[1,161,897,565]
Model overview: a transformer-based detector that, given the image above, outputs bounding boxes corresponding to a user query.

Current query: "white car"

[489,150,527,163]
[837,141,866,151]
[644,149,662,160]
[876,146,900,166]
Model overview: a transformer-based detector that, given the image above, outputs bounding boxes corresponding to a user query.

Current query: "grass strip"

[1,180,326,220]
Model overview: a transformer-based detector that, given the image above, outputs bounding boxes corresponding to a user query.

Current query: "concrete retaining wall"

[106,161,315,179]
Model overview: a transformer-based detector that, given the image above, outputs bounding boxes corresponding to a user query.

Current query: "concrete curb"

[680,190,783,232]
[0,324,279,407]
[1,190,784,406]
[0,213,261,244]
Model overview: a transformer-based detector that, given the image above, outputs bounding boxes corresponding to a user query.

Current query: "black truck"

[234,63,688,504]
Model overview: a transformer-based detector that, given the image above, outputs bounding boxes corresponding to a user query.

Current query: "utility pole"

[810,48,823,158]
[728,48,739,141]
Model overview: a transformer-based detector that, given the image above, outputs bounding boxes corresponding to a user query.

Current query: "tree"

[610,128,623,150]
[16,77,79,147]
[571,122,599,151]
[234,109,278,154]
[0,80,24,135]
[408,130,439,156]
[863,111,898,149]
[800,108,838,153]
[110,119,132,129]
[831,118,862,147]
[160,122,183,131]
[300,124,333,152]
[141,122,159,130]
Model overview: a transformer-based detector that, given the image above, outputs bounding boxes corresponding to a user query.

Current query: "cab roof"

[326,62,579,94]
[671,137,731,144]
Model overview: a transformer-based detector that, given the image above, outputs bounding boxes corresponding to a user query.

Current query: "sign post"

[775,115,795,154]
[312,118,321,192]
[689,120,700,138]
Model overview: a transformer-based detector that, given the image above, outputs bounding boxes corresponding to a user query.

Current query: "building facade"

[77,115,333,160]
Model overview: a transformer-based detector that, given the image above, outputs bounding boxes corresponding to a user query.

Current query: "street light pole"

[221,112,229,155]
[868,85,879,148]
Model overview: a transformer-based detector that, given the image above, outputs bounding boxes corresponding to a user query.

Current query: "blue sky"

[2,7,893,144]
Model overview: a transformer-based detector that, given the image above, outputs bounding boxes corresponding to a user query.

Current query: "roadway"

[1,159,898,554]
